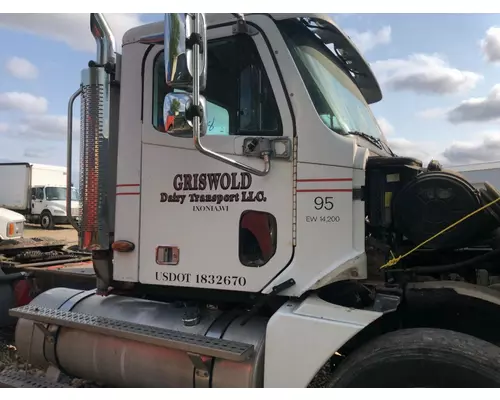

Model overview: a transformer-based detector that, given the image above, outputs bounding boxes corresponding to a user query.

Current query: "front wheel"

[328,328,500,388]
[40,211,54,230]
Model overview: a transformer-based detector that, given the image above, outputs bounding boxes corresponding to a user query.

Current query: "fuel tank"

[14,288,267,388]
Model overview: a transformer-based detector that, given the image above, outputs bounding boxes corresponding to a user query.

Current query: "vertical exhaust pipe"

[90,13,116,65]
[79,13,116,252]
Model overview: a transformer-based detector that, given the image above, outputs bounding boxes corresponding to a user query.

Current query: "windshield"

[45,187,79,201]
[277,20,386,144]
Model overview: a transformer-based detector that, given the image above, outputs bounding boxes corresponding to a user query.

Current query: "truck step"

[0,370,72,388]
[10,305,254,362]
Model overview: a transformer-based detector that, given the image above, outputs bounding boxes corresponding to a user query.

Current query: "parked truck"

[0,163,80,230]
[5,13,500,388]
[0,207,24,241]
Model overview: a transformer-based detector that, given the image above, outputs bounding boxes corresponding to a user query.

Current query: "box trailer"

[0,163,79,229]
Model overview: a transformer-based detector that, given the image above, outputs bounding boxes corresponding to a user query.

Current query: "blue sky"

[0,13,500,178]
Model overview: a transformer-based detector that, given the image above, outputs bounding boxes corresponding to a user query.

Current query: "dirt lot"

[23,224,78,246]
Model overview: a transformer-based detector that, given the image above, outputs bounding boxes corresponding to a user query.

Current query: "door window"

[152,33,282,136]
[35,187,44,200]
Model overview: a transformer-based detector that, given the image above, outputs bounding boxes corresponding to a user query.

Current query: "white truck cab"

[30,184,80,229]
[7,14,500,389]
[0,207,24,240]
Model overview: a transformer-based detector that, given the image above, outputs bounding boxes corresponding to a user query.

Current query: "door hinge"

[292,136,298,246]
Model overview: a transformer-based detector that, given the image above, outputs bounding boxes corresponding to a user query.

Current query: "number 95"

[314,196,334,210]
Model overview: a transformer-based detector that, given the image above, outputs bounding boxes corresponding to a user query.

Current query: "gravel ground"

[308,363,332,387]
[24,224,78,246]
[0,327,16,372]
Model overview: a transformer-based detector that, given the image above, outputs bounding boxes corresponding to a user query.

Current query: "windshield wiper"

[347,130,395,156]
[347,130,383,149]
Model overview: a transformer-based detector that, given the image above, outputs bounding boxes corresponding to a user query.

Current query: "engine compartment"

[365,155,500,284]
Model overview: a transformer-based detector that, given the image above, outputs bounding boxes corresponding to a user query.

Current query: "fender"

[265,280,500,387]
[264,293,382,387]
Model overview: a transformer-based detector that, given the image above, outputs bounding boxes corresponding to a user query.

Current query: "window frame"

[151,33,283,137]
[35,187,44,200]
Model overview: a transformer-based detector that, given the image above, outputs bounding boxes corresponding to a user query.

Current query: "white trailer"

[0,163,79,229]
[448,161,500,191]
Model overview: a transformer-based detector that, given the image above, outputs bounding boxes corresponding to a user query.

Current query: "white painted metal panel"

[0,164,31,210]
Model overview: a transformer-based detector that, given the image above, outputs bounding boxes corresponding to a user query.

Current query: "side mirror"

[163,92,207,138]
[32,195,36,200]
[164,13,207,91]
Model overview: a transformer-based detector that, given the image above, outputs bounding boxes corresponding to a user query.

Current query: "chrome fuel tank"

[15,288,267,388]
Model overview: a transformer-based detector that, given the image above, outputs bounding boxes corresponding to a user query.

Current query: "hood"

[0,207,25,222]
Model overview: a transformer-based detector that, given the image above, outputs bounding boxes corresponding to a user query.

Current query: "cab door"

[31,187,45,215]
[139,16,295,293]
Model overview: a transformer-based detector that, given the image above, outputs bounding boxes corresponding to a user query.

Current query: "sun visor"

[305,17,383,105]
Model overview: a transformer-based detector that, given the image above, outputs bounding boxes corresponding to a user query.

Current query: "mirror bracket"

[186,33,204,53]
[243,137,292,160]
[231,14,258,36]
[185,104,204,121]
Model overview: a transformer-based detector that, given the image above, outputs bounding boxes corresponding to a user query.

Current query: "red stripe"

[297,189,352,193]
[116,192,140,196]
[117,184,140,187]
[297,178,352,182]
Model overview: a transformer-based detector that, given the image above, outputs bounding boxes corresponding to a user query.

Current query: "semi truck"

[0,163,80,230]
[3,13,500,388]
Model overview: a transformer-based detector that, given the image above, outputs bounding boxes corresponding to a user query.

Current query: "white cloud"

[23,146,54,159]
[416,107,449,119]
[5,56,38,80]
[376,117,394,136]
[0,13,144,53]
[0,92,47,114]
[387,137,441,165]
[1,112,78,141]
[442,133,500,165]
[371,53,482,95]
[17,114,79,140]
[447,84,500,124]
[383,129,500,166]
[345,26,391,53]
[480,27,500,64]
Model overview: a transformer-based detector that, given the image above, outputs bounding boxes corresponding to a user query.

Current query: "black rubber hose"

[390,248,500,275]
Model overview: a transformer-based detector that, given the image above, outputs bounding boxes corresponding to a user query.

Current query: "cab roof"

[123,14,332,45]
[122,13,382,104]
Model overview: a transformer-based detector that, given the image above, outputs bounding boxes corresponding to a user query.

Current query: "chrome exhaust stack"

[66,13,117,294]
[79,13,116,252]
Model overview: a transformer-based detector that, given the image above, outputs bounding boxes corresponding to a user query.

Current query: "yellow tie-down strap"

[381,196,500,269]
